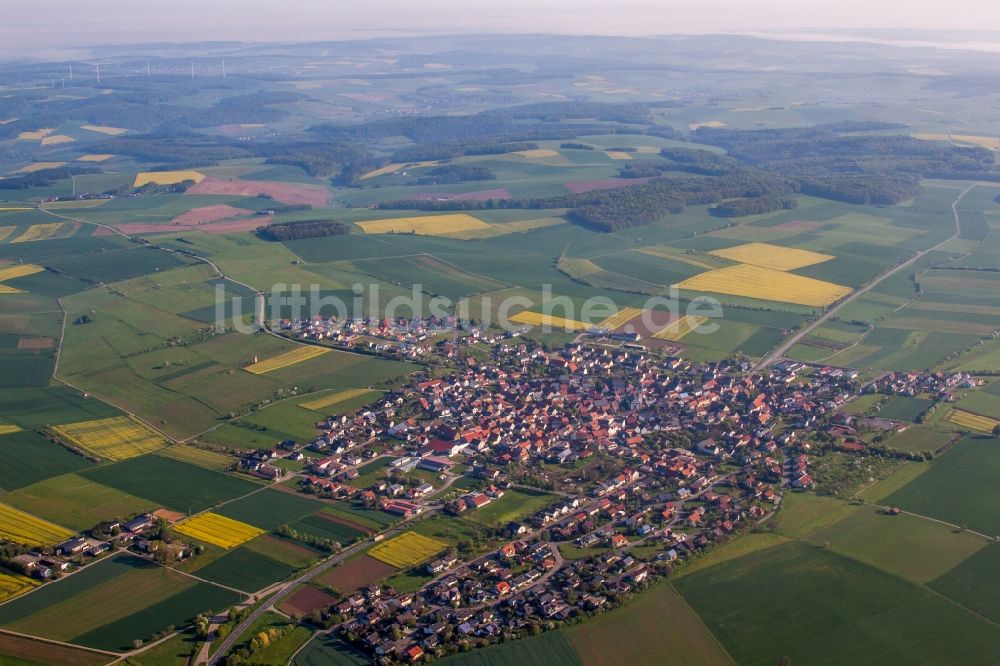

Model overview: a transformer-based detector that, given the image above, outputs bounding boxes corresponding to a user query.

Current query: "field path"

[755,183,977,370]
[205,511,435,664]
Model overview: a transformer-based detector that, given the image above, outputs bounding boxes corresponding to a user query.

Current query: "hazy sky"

[6,0,1000,57]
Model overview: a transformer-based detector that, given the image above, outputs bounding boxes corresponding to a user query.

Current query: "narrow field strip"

[509,310,589,331]
[945,408,1000,433]
[245,345,330,374]
[0,264,45,282]
[299,388,374,412]
[653,315,709,341]
[599,307,645,330]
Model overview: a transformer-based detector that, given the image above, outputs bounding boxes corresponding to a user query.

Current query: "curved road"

[755,183,976,370]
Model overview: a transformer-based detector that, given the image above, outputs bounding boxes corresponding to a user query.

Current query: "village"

[210,340,976,662]
[0,335,980,664]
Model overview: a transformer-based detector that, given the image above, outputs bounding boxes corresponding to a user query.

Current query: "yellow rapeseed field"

[52,416,167,461]
[245,345,330,374]
[369,531,447,568]
[0,503,75,546]
[637,246,722,270]
[0,285,23,294]
[514,149,560,158]
[557,257,602,278]
[913,133,1000,150]
[15,161,67,173]
[133,170,206,187]
[0,227,17,242]
[653,315,709,341]
[0,425,21,435]
[688,120,726,130]
[599,307,644,330]
[359,161,437,180]
[11,222,78,243]
[77,154,115,162]
[300,388,373,411]
[0,571,39,603]
[0,264,44,282]
[945,408,1000,432]
[16,128,54,140]
[709,242,835,271]
[81,125,129,136]
[40,134,75,146]
[356,213,493,237]
[175,512,263,549]
[677,264,851,307]
[509,310,589,331]
[604,150,633,160]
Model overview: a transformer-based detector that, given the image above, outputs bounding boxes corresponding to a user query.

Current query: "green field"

[877,395,934,422]
[190,546,297,592]
[882,436,1000,535]
[464,489,556,527]
[288,513,367,545]
[929,544,1000,623]
[215,488,329,531]
[674,541,1000,665]
[0,429,93,491]
[884,426,954,453]
[564,583,731,666]
[806,506,989,583]
[81,455,260,514]
[436,631,581,666]
[3,473,156,531]
[294,636,371,666]
[0,387,123,428]
[765,492,860,539]
[0,554,242,652]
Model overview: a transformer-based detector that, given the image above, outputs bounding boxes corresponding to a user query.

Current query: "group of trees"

[0,165,100,189]
[380,169,798,232]
[710,196,797,217]
[409,164,496,185]
[276,523,343,551]
[256,219,350,242]
[694,121,1000,203]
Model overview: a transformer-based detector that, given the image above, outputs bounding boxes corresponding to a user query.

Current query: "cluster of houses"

[868,370,979,399]
[6,513,165,581]
[279,315,468,358]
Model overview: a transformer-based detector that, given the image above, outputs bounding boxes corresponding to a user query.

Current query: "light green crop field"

[675,541,1000,666]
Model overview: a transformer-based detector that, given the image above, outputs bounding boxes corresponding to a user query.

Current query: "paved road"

[755,183,976,370]
[207,511,435,664]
